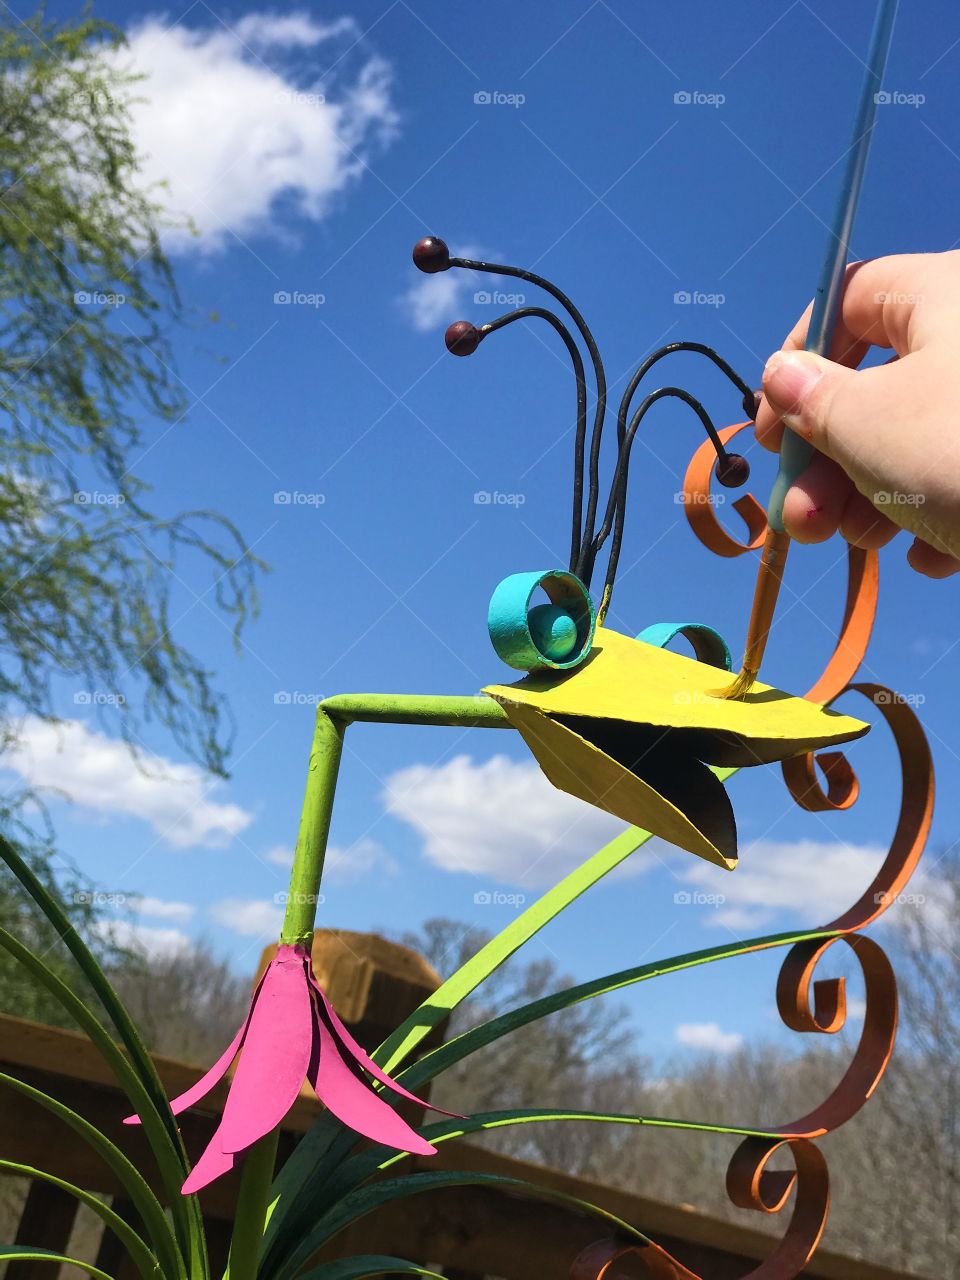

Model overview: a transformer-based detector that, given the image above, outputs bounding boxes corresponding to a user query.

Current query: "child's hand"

[755,251,960,577]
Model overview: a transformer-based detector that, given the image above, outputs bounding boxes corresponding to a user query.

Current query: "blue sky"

[10,0,960,1065]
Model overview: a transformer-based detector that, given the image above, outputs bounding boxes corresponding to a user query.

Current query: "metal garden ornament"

[0,4,930,1278]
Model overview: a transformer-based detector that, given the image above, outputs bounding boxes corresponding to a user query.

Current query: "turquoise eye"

[488,569,595,672]
[527,604,579,661]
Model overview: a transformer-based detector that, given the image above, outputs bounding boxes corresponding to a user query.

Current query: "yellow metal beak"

[483,626,869,870]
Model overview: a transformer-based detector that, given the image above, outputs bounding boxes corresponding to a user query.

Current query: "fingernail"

[763,351,823,412]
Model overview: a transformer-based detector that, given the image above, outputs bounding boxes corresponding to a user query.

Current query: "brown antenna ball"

[412,236,451,274]
[715,453,750,488]
[445,321,481,357]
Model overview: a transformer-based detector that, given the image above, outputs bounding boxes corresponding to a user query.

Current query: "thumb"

[761,349,910,490]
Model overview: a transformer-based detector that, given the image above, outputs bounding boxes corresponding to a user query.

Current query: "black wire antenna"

[413,236,757,613]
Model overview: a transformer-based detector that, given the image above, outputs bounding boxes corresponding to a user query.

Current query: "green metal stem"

[319,692,509,728]
[281,708,346,945]
[281,694,510,947]
[226,1127,280,1280]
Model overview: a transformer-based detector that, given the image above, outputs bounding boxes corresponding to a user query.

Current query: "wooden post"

[258,928,448,1053]
[7,1181,78,1279]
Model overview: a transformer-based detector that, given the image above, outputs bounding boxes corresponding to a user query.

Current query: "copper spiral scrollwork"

[572,428,933,1279]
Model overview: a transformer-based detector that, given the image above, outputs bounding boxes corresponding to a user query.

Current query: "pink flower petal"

[124,965,269,1126]
[309,973,461,1119]
[218,947,314,1155]
[308,1004,437,1156]
[181,1127,242,1195]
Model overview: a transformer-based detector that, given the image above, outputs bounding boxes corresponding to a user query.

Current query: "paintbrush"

[720,0,899,700]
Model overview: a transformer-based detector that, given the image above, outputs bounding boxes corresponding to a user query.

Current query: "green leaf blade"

[0,1159,160,1280]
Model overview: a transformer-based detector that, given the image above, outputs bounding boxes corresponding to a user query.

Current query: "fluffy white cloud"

[401,266,473,333]
[231,13,357,48]
[325,837,398,881]
[678,838,889,930]
[383,753,625,886]
[398,244,493,332]
[264,844,295,868]
[96,918,191,960]
[209,896,283,939]
[3,716,251,849]
[114,12,396,252]
[675,1022,743,1054]
[262,837,397,881]
[129,895,195,924]
[845,996,867,1022]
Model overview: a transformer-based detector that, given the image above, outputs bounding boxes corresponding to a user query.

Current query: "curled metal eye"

[488,570,596,672]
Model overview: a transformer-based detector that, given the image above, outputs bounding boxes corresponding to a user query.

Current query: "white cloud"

[399,244,493,332]
[402,267,473,333]
[96,918,191,960]
[231,12,357,48]
[3,716,251,849]
[263,837,397,882]
[678,838,888,930]
[383,753,625,886]
[675,1021,743,1054]
[114,13,397,252]
[264,844,294,868]
[129,895,195,924]
[209,896,283,939]
[845,996,867,1022]
[675,836,949,936]
[325,837,398,881]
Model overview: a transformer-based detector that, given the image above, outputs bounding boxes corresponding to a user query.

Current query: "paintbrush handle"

[767,0,899,533]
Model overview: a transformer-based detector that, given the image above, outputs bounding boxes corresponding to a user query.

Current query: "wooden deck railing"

[0,930,926,1279]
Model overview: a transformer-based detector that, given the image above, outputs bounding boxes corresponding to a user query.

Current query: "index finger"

[754,253,943,450]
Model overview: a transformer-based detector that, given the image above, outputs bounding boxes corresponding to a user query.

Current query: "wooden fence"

[0,930,925,1279]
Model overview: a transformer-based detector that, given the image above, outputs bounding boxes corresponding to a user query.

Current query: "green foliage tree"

[0,802,108,1027]
[0,7,261,776]
[398,916,651,1175]
[0,7,262,1019]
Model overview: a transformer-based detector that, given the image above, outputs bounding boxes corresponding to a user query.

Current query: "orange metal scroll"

[572,429,932,1280]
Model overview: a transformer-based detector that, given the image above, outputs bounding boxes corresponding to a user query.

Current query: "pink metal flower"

[125,944,450,1194]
